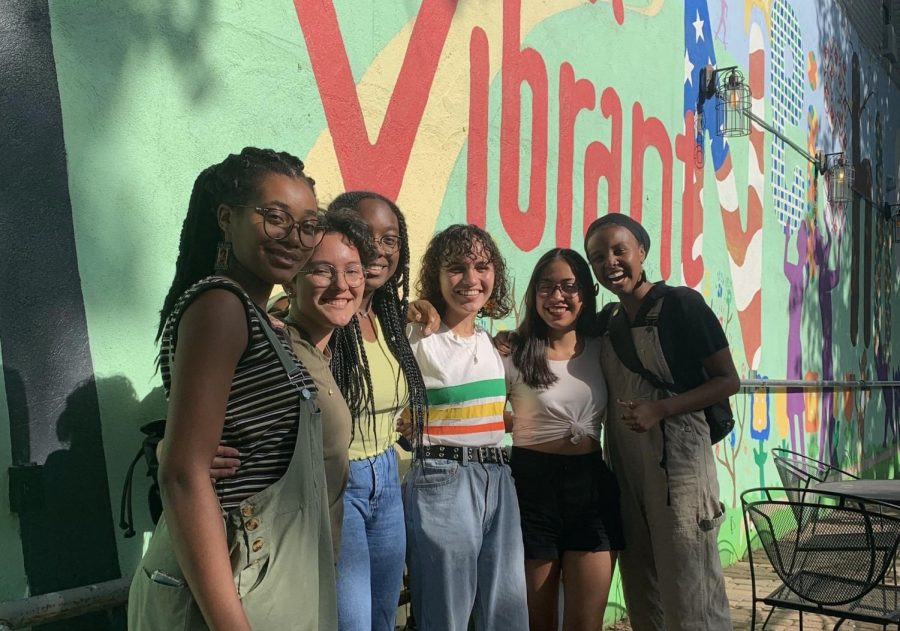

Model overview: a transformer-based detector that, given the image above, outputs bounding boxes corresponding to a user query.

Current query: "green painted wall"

[0,2,897,626]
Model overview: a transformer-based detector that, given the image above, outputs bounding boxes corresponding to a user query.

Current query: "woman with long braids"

[128,147,336,631]
[326,191,428,631]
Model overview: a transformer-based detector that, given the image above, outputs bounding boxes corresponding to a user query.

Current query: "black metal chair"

[742,487,900,630]
[771,448,858,496]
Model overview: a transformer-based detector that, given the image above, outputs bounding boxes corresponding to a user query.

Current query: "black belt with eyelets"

[417,445,510,465]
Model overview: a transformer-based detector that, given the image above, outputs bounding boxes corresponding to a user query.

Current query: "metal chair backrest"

[770,448,858,486]
[741,487,900,607]
[772,455,815,505]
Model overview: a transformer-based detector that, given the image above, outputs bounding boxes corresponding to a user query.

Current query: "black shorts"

[510,446,625,560]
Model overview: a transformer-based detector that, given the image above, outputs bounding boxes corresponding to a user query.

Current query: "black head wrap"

[584,214,651,253]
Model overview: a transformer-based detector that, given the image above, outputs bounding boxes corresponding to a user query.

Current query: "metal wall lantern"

[889,205,900,244]
[714,68,751,137]
[697,65,855,203]
[823,153,854,204]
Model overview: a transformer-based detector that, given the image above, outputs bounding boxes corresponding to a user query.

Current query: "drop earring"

[214,241,232,273]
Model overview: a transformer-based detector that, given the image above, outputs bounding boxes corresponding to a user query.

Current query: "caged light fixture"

[822,153,854,204]
[713,67,751,137]
[697,64,854,204]
[888,204,900,244]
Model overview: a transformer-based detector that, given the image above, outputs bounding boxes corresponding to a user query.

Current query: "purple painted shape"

[812,222,840,462]
[783,224,808,453]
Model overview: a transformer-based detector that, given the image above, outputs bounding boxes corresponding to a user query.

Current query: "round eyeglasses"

[374,235,402,255]
[232,206,325,249]
[298,264,366,289]
[536,281,581,297]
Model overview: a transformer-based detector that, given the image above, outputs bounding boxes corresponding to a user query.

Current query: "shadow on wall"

[51,0,216,112]
[5,369,164,631]
[46,0,220,315]
[763,1,900,475]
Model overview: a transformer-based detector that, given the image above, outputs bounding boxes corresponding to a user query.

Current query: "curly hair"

[314,207,378,268]
[156,147,315,342]
[511,248,597,389]
[326,192,428,448]
[415,224,512,320]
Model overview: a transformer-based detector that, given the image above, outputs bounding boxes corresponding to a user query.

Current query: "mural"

[0,0,898,625]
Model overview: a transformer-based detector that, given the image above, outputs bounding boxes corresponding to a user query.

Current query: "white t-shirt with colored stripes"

[407,322,507,448]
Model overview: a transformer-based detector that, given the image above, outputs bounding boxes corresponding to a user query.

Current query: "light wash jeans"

[336,448,406,631]
[403,458,528,631]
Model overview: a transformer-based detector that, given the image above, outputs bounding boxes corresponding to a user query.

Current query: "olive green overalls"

[600,298,731,631]
[128,389,337,630]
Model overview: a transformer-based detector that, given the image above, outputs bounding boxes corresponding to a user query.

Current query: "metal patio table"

[813,479,900,506]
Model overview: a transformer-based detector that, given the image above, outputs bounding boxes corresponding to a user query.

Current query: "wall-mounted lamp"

[713,67,751,137]
[823,153,854,204]
[887,204,900,244]
[697,65,854,203]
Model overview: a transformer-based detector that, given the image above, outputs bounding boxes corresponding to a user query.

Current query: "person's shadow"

[12,375,165,631]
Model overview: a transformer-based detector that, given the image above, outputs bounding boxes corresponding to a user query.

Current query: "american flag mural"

[685,0,764,371]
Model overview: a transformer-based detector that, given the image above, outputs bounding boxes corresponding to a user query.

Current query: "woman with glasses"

[279,208,377,560]
[326,192,428,631]
[129,147,336,630]
[503,248,624,631]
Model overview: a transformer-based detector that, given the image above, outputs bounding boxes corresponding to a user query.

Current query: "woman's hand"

[396,410,414,441]
[211,445,241,480]
[618,398,666,432]
[493,331,513,357]
[159,440,241,481]
[407,300,441,336]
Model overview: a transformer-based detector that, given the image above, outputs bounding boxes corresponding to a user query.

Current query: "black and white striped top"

[160,276,317,511]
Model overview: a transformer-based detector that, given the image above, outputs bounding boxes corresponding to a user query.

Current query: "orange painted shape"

[738,290,762,370]
[842,373,855,420]
[804,371,820,433]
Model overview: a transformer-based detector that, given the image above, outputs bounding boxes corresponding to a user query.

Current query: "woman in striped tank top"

[128,148,336,631]
[402,224,529,631]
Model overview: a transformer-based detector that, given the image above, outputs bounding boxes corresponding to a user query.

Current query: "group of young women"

[128,146,739,631]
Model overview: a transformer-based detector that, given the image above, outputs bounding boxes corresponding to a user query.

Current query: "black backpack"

[119,419,166,537]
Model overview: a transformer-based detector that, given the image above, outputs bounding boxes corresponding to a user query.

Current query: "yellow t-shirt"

[348,321,408,460]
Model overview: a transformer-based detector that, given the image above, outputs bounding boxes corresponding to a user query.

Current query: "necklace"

[451,330,479,364]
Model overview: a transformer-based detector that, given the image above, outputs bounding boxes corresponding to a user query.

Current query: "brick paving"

[395,556,896,630]
[606,557,895,630]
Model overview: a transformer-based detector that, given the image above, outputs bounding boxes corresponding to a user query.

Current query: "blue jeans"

[336,448,406,631]
[403,458,528,631]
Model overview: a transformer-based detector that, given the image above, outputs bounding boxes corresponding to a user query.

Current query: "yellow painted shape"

[773,391,788,438]
[743,0,772,34]
[752,389,767,433]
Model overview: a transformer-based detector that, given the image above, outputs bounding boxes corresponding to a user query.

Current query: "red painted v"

[294,0,457,198]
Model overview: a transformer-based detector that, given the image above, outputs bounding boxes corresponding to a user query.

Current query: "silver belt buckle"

[479,447,488,463]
